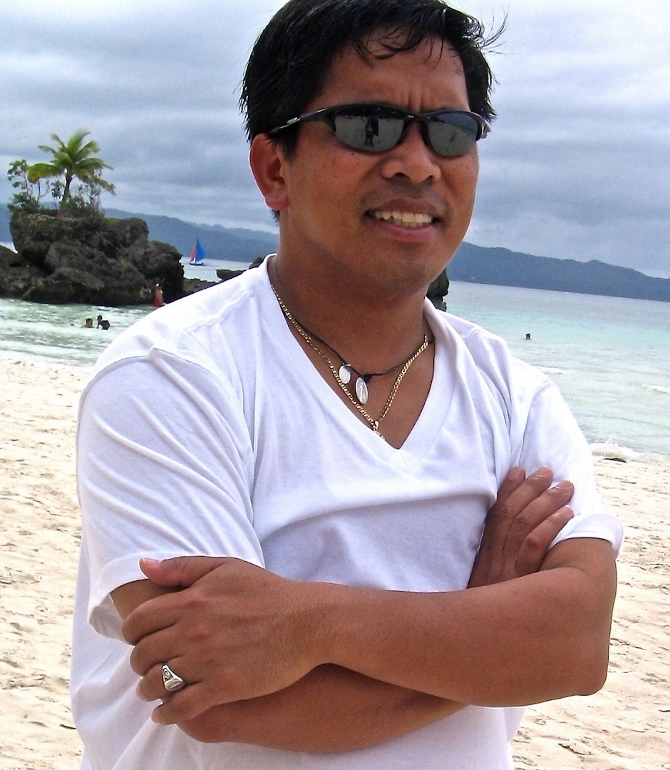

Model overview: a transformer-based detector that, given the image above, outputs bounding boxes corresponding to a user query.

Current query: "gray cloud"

[465,0,670,275]
[1,0,668,275]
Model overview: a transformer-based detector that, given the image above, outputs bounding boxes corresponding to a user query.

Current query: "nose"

[379,123,442,184]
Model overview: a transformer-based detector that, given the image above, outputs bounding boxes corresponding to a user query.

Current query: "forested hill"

[449,243,670,303]
[106,209,279,264]
[2,206,668,302]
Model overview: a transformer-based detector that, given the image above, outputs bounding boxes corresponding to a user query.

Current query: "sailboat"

[189,238,206,266]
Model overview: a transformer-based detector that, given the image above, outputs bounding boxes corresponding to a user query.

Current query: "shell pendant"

[339,364,352,384]
[355,376,369,404]
[338,364,368,404]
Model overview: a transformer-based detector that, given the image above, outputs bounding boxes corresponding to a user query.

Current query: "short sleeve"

[76,350,264,640]
[514,377,623,554]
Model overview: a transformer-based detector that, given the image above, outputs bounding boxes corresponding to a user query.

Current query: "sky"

[1,0,669,277]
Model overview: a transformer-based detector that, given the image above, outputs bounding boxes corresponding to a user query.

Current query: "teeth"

[372,211,434,229]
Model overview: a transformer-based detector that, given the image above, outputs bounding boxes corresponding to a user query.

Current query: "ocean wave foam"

[642,384,670,395]
[590,442,638,462]
[0,350,91,373]
[538,366,566,375]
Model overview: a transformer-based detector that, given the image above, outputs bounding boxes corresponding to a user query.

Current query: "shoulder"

[428,303,559,445]
[94,264,270,375]
[429,304,549,396]
[80,264,275,418]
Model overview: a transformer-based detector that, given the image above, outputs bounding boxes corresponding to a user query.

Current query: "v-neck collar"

[258,266,452,466]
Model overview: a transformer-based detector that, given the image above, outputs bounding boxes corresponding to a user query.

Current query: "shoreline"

[1,359,669,769]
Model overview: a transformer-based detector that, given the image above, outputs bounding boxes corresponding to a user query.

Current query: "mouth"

[368,210,438,230]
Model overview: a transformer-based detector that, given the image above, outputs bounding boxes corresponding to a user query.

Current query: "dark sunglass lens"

[332,111,404,152]
[428,113,480,157]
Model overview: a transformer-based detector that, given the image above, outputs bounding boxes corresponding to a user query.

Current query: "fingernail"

[135,683,150,702]
[552,506,574,520]
[554,480,573,492]
[532,467,552,479]
[507,467,524,482]
[140,558,161,567]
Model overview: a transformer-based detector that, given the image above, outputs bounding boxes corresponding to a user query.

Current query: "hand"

[468,467,574,588]
[123,556,323,725]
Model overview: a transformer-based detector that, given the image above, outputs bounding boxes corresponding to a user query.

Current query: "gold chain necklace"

[271,282,430,435]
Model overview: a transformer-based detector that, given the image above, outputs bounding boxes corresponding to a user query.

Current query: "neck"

[269,253,430,372]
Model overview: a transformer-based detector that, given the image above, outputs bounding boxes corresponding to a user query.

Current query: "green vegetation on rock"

[8,130,114,215]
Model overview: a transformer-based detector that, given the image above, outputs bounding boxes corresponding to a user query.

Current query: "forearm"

[180,664,463,750]
[124,515,617,729]
[311,540,616,706]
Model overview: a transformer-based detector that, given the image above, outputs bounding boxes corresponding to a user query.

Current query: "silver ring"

[161,663,186,692]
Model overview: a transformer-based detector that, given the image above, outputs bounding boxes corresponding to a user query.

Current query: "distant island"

[2,205,669,303]
[448,243,670,304]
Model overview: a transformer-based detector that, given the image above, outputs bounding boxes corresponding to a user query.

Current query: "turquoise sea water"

[446,283,670,461]
[1,262,668,460]
[0,258,244,365]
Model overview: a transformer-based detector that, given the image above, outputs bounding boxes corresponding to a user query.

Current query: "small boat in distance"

[189,239,206,266]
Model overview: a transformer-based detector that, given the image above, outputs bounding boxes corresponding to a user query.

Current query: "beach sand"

[0,358,668,769]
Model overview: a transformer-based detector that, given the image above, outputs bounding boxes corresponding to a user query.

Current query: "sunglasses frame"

[267,102,490,157]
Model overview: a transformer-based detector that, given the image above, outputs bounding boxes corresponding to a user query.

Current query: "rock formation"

[427,269,449,310]
[1,210,185,305]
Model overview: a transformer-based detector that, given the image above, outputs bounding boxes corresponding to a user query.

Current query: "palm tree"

[27,130,114,213]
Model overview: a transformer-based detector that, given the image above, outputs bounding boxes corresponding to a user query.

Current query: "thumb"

[139,555,230,588]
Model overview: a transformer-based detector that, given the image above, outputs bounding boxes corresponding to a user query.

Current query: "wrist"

[295,579,351,669]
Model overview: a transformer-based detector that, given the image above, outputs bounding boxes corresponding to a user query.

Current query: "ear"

[249,134,289,212]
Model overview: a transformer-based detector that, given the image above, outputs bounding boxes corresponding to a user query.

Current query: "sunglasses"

[267,103,490,158]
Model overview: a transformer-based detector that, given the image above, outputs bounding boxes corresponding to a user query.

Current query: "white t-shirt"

[72,261,623,770]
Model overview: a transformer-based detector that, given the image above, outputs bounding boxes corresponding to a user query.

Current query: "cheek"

[286,159,353,235]
[450,154,479,207]
[459,151,479,185]
[309,158,361,214]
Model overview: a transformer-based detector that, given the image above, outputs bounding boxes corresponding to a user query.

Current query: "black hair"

[240,0,502,156]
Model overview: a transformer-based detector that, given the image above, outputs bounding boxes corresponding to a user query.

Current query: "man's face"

[272,36,480,296]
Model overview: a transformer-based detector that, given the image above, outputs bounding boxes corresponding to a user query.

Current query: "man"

[72,1,622,768]
[96,314,110,330]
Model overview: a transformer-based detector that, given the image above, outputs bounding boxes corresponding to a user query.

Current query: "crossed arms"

[111,467,617,752]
